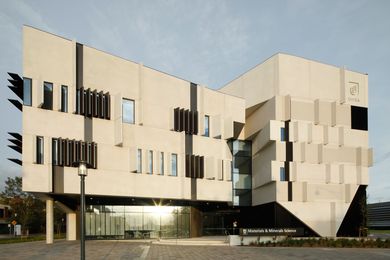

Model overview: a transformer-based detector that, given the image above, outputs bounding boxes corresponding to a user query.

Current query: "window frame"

[160,152,164,175]
[61,85,68,112]
[137,149,142,173]
[42,81,53,110]
[204,115,210,137]
[148,150,153,174]
[171,153,178,176]
[280,127,285,141]
[36,136,44,164]
[122,98,135,124]
[23,77,32,106]
[280,167,286,181]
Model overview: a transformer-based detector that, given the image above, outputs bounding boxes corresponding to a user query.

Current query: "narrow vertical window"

[148,151,153,174]
[36,136,44,164]
[122,98,135,124]
[204,115,210,137]
[137,149,142,173]
[42,82,53,110]
[61,85,68,112]
[52,138,58,165]
[160,152,164,175]
[280,167,286,181]
[280,127,285,141]
[171,153,178,176]
[23,78,32,106]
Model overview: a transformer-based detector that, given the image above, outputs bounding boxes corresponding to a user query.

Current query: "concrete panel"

[290,98,314,122]
[252,182,277,206]
[197,179,232,202]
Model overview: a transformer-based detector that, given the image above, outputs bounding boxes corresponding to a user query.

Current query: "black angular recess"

[8,158,22,166]
[7,72,23,100]
[8,99,22,111]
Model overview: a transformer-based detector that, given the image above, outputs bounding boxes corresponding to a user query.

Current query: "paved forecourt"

[0,240,390,259]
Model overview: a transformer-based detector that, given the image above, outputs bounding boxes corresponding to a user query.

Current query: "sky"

[0,0,389,202]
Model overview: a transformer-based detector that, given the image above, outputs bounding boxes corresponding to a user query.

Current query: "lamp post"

[78,161,88,260]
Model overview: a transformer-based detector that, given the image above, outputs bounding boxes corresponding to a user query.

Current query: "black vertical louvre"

[174,107,180,131]
[185,109,190,134]
[75,88,110,120]
[98,91,104,118]
[199,156,204,178]
[85,88,92,117]
[185,154,191,177]
[193,111,198,135]
[173,107,199,134]
[104,92,110,120]
[52,138,97,169]
[179,108,185,132]
[92,90,98,117]
[184,154,204,179]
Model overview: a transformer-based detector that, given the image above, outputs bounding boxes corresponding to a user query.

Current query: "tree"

[0,177,45,234]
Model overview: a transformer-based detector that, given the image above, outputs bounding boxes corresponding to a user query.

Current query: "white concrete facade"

[20,26,372,239]
[220,53,372,237]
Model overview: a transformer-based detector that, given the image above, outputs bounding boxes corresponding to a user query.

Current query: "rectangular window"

[36,136,44,164]
[351,105,368,131]
[52,138,58,165]
[137,149,142,173]
[23,78,32,106]
[122,98,134,124]
[204,115,210,137]
[160,152,164,175]
[280,167,286,181]
[61,85,68,112]
[42,82,53,110]
[280,127,285,141]
[171,153,178,176]
[148,151,153,174]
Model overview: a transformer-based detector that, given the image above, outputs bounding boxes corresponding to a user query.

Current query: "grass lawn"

[369,229,390,234]
[0,234,65,244]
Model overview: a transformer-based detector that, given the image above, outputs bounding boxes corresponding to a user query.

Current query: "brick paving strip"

[0,240,390,260]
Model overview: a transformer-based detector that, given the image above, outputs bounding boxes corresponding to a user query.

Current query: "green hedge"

[251,238,390,248]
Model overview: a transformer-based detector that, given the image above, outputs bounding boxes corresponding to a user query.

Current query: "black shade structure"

[6,71,23,165]
[7,131,23,165]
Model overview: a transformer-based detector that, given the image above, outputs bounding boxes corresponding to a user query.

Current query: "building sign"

[347,82,361,103]
[240,227,304,236]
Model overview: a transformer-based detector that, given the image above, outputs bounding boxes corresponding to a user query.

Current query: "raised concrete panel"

[252,182,277,206]
[291,98,315,122]
[336,104,351,127]
[245,97,276,138]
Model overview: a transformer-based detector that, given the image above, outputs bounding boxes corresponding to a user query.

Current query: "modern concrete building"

[7,26,372,243]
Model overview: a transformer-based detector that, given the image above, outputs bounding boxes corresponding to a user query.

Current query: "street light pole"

[78,161,88,260]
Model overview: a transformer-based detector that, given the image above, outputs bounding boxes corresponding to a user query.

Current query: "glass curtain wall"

[86,205,190,239]
[228,140,252,206]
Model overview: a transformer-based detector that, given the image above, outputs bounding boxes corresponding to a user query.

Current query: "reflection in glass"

[61,85,68,112]
[122,98,135,124]
[171,153,177,176]
[137,149,142,173]
[85,205,190,239]
[42,82,53,110]
[204,115,210,137]
[23,78,32,106]
[148,151,153,174]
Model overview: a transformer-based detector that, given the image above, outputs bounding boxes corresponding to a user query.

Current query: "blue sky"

[0,0,389,202]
